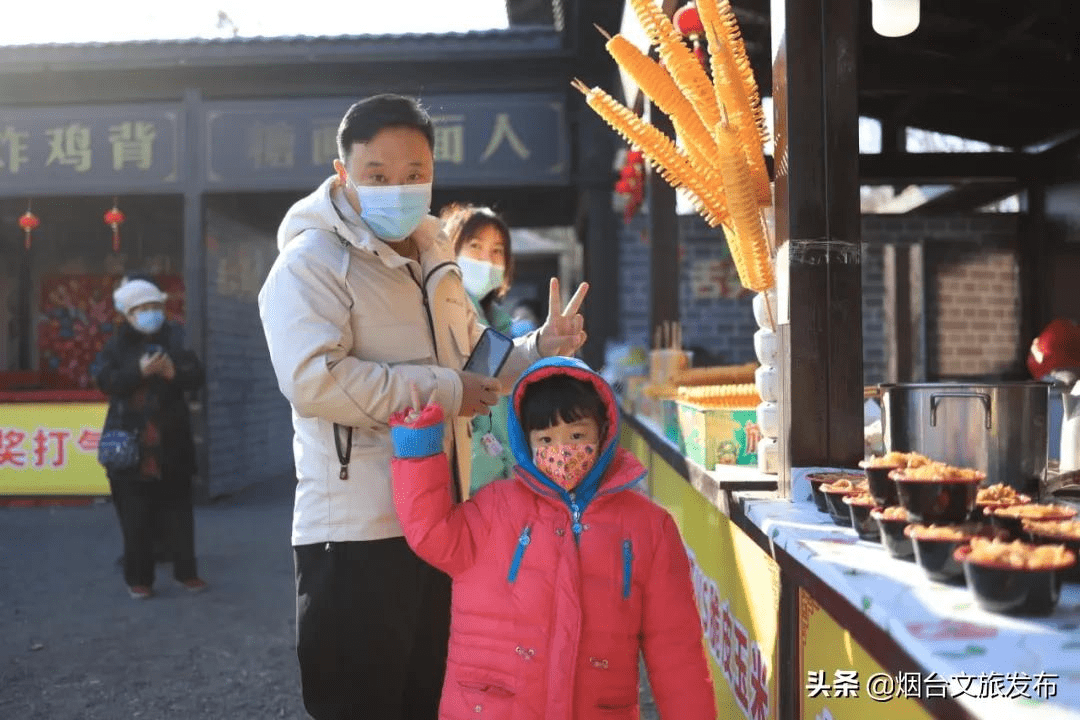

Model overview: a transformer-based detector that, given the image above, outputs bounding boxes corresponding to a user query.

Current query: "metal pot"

[879,382,1049,498]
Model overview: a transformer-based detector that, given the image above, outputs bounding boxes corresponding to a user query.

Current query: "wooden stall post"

[771,0,864,489]
[646,98,680,347]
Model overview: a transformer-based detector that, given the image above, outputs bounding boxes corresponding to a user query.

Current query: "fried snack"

[807,471,865,484]
[990,503,1079,521]
[894,462,984,482]
[843,492,877,506]
[966,536,1075,570]
[906,524,976,541]
[861,451,933,469]
[821,478,869,494]
[976,483,1024,505]
[1023,519,1080,540]
[628,0,720,137]
[574,81,730,227]
[716,112,773,291]
[671,362,758,386]
[676,382,760,408]
[697,0,770,206]
[877,506,909,521]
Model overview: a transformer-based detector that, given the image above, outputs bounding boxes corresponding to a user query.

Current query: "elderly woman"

[93,275,206,600]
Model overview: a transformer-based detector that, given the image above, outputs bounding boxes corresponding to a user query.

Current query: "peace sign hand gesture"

[537,277,589,358]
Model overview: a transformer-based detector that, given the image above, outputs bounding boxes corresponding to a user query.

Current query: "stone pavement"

[0,475,660,719]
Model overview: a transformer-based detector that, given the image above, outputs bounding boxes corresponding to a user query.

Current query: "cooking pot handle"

[929,391,992,429]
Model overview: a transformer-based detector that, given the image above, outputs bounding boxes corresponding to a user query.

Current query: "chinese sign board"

[204,94,569,189]
[646,451,780,720]
[0,105,183,195]
[0,403,109,495]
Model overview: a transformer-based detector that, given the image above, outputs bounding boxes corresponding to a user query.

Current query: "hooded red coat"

[391,357,716,720]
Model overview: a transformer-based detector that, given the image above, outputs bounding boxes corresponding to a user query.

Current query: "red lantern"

[674,3,708,68]
[103,199,125,253]
[614,149,646,223]
[18,208,40,251]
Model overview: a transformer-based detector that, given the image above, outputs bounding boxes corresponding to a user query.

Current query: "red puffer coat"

[391,357,716,720]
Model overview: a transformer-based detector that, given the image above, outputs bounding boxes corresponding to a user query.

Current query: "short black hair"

[520,374,607,437]
[337,94,435,161]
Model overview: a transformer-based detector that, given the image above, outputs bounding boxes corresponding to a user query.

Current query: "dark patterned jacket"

[92,321,204,482]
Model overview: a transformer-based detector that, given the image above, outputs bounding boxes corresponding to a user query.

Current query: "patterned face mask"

[533,443,598,491]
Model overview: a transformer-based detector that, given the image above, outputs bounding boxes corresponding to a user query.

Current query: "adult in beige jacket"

[258,94,587,720]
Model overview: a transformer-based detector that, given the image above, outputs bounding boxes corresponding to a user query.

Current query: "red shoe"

[128,585,153,600]
[180,577,209,593]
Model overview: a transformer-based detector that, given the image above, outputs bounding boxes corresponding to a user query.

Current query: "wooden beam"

[859,152,1040,183]
[772,0,864,494]
[906,182,1020,215]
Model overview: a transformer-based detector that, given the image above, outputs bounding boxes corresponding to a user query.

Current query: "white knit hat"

[113,279,167,314]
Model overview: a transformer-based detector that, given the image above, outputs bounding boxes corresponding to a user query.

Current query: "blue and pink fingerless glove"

[389,403,445,458]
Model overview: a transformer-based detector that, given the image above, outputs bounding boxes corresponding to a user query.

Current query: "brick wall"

[204,207,293,497]
[616,212,1021,383]
[617,213,886,380]
[863,214,1021,380]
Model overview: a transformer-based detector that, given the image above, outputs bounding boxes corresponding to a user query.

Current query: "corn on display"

[677,382,761,408]
[573,80,730,227]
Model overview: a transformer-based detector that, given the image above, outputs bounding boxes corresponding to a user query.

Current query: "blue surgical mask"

[131,309,165,335]
[457,256,505,300]
[352,181,432,242]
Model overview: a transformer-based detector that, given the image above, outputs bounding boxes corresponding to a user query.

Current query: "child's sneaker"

[128,585,153,600]
[179,577,209,593]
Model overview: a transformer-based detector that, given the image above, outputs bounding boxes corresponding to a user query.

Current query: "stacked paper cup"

[753,289,780,474]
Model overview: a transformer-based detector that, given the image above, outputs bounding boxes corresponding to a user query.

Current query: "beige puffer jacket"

[258,176,540,545]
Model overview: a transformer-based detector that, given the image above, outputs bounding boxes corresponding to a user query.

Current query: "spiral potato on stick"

[716,112,774,291]
[573,80,730,227]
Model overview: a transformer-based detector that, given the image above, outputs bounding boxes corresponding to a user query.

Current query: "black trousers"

[109,475,197,587]
[294,537,451,720]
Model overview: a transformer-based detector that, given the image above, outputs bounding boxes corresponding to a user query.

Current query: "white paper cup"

[753,289,778,330]
[756,401,779,439]
[753,328,779,368]
[755,365,779,403]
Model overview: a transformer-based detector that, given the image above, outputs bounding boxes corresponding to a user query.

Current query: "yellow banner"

[650,453,781,720]
[0,403,109,495]
[799,588,935,719]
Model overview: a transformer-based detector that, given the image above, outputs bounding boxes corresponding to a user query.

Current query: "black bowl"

[821,487,859,527]
[844,495,882,541]
[871,508,913,559]
[892,471,981,525]
[1023,523,1080,583]
[807,471,865,514]
[956,544,1072,616]
[989,505,1078,538]
[858,463,901,507]
[906,523,986,583]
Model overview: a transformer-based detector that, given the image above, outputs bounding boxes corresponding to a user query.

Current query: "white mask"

[352,181,432,242]
[458,256,505,300]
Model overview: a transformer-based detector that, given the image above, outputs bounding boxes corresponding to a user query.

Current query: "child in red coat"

[389,356,716,720]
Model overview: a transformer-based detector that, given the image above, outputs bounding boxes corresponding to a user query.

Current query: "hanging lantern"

[673,3,707,68]
[18,207,40,251]
[103,199,125,253]
[614,149,646,223]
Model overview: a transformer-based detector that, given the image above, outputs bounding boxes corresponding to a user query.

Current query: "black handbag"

[97,428,141,472]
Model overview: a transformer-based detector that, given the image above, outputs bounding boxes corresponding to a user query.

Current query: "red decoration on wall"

[103,199,126,253]
[18,206,40,251]
[614,149,646,223]
[37,274,186,389]
[674,3,708,68]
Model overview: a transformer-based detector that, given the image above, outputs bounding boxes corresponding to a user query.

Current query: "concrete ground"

[0,475,659,720]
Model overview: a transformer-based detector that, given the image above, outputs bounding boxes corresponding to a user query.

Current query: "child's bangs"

[520,375,605,434]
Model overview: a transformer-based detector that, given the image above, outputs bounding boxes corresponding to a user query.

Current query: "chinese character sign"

[204,94,569,190]
[0,403,109,495]
[0,105,181,193]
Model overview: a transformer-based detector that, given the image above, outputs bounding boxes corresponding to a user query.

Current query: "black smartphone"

[463,327,514,377]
